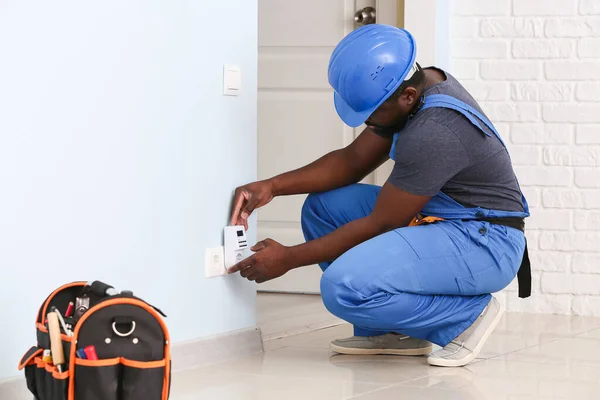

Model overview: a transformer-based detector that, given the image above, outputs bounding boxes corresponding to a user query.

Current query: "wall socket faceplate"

[205,246,227,278]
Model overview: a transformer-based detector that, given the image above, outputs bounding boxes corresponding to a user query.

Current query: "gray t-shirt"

[387,69,524,212]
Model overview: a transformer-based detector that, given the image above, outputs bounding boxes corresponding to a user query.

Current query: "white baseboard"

[1,326,264,399]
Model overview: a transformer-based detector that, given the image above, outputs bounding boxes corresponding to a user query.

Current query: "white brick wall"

[545,60,600,80]
[576,83,600,101]
[545,18,600,37]
[450,0,600,316]
[481,18,544,38]
[513,0,578,16]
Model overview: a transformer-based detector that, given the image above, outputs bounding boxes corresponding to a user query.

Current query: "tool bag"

[18,281,171,400]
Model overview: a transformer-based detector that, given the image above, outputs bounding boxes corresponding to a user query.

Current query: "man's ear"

[402,87,418,106]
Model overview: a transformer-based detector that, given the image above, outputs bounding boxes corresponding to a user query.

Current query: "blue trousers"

[301,184,526,346]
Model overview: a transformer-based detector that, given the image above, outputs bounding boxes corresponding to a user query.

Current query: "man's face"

[365,86,419,137]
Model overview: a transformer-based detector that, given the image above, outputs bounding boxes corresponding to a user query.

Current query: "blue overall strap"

[420,94,529,214]
[388,92,525,211]
[389,131,399,160]
[389,94,508,160]
[421,94,507,145]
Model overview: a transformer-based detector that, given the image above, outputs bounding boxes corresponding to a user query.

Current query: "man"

[228,25,530,367]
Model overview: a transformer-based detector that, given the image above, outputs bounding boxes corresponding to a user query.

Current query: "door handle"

[354,7,376,25]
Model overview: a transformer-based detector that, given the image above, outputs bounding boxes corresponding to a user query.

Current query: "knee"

[320,276,346,318]
[301,193,323,221]
[301,192,327,237]
[320,272,360,319]
[321,258,418,324]
[321,273,415,325]
[301,188,350,230]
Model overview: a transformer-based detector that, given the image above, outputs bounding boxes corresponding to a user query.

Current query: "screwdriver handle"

[47,312,66,371]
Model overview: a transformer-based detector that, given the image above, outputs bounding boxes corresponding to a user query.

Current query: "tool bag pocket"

[73,358,121,400]
[20,346,43,399]
[20,353,70,400]
[71,358,168,400]
[121,359,167,400]
[38,359,70,400]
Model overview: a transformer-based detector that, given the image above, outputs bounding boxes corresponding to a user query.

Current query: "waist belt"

[409,215,531,299]
[469,217,531,299]
[474,217,525,232]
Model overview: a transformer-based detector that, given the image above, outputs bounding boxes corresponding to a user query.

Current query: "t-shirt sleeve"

[387,120,470,196]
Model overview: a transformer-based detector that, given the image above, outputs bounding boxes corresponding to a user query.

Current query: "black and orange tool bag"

[18,281,171,400]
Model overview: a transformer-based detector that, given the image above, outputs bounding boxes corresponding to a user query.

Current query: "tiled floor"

[172,301,600,399]
[257,292,343,341]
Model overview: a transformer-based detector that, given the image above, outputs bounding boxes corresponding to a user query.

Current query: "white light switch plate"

[205,246,227,278]
[223,64,241,96]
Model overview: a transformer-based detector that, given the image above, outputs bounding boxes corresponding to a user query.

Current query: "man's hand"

[227,239,292,283]
[231,181,275,230]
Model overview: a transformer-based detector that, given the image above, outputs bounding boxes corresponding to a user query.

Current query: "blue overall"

[302,94,530,346]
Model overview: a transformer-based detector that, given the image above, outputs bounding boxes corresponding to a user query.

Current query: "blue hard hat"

[328,24,417,127]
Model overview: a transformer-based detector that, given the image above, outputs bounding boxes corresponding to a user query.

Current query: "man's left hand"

[227,238,292,283]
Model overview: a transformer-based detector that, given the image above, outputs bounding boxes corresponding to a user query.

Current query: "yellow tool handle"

[47,312,65,368]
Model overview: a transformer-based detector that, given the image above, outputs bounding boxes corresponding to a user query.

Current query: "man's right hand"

[230,180,275,230]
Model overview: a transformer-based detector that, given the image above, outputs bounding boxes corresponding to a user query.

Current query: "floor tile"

[0,378,30,400]
[258,293,343,341]
[350,385,488,400]
[264,324,354,351]
[291,324,354,349]
[476,330,556,359]
[495,313,600,338]
[263,337,292,351]
[351,359,600,400]
[195,346,438,385]
[576,328,600,340]
[501,337,600,367]
[170,369,386,400]
[475,313,600,359]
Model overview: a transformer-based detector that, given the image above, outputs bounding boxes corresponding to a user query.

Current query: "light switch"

[223,65,241,96]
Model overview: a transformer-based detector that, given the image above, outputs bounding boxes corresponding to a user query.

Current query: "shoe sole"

[330,343,433,356]
[427,298,505,368]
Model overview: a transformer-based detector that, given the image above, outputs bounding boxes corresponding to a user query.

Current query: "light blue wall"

[0,1,257,380]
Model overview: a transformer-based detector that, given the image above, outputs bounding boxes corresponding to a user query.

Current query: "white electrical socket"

[205,246,227,278]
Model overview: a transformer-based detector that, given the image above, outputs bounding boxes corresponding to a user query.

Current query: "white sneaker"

[427,296,504,367]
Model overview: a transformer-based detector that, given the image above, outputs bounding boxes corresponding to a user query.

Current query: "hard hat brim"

[334,92,375,128]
